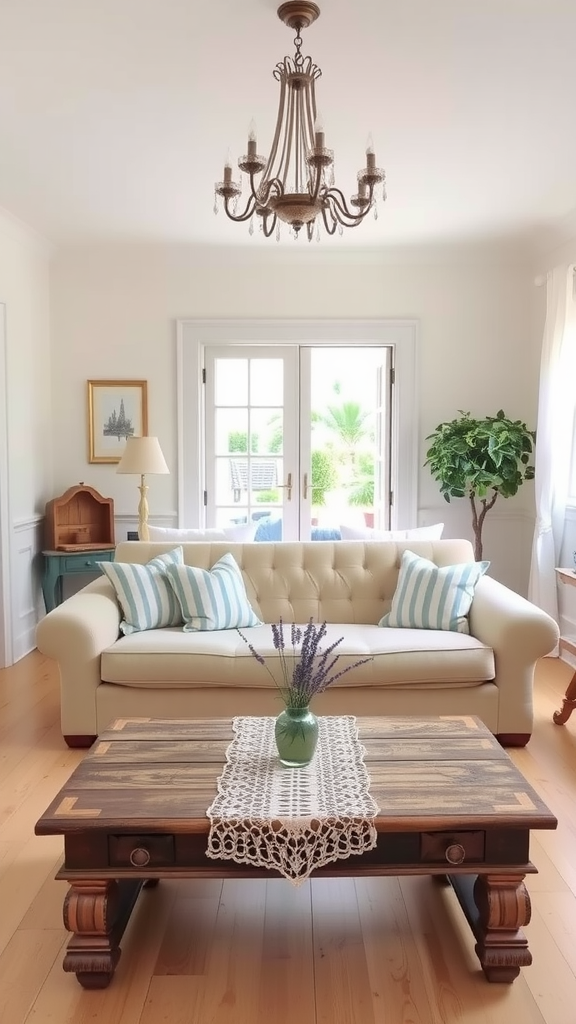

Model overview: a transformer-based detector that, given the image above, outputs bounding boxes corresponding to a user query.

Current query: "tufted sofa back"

[114,539,475,626]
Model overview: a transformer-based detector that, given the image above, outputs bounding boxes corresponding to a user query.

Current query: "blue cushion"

[311,527,341,540]
[254,516,283,541]
[165,553,262,632]
[99,547,184,635]
[253,517,341,542]
[379,549,490,634]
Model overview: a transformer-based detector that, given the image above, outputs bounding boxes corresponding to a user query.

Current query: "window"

[177,319,418,537]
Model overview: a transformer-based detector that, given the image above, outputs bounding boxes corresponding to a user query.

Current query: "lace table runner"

[206,715,379,885]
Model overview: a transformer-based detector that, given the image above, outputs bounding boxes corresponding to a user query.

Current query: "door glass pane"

[215,409,249,455]
[310,348,390,533]
[251,408,283,455]
[250,360,283,405]
[215,359,247,405]
[210,355,287,534]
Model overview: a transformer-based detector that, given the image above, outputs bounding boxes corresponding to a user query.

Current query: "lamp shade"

[116,436,169,476]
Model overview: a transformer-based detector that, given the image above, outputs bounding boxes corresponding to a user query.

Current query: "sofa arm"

[468,575,559,738]
[35,576,121,739]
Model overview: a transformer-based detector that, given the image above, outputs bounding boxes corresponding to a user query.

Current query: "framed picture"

[87,380,148,464]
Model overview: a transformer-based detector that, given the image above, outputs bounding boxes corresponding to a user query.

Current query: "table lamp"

[116,436,169,541]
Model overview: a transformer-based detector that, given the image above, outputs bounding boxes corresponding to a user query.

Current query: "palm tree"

[314,401,372,464]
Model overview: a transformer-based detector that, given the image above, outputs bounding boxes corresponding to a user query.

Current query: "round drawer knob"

[445,843,466,865]
[129,846,151,867]
[84,561,92,567]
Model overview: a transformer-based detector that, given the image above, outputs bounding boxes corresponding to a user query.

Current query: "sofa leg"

[64,734,97,749]
[496,733,530,748]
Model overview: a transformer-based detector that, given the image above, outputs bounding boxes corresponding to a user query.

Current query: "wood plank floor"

[2,651,576,1023]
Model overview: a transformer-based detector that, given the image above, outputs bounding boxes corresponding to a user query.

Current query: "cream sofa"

[35,538,559,748]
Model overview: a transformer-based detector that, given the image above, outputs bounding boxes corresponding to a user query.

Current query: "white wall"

[0,208,52,662]
[49,243,544,593]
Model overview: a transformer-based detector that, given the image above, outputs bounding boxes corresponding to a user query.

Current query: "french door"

[203,344,393,540]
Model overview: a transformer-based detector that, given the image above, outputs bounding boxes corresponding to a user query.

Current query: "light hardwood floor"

[2,651,576,1024]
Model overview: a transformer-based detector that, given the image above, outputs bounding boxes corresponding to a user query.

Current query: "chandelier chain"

[293,29,304,67]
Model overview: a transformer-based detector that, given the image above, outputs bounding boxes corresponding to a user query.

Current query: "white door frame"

[0,303,11,666]
[176,319,419,531]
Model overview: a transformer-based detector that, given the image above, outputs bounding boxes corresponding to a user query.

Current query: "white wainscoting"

[37,513,180,609]
[420,505,534,596]
[12,514,44,662]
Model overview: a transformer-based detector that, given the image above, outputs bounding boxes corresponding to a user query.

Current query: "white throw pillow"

[165,553,262,632]
[148,523,257,542]
[378,549,489,634]
[98,547,184,635]
[339,523,444,541]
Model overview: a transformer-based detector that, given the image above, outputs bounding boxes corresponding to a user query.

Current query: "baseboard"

[12,626,38,664]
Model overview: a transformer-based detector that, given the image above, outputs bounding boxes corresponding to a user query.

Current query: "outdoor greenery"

[311,449,338,506]
[347,451,375,507]
[228,431,258,454]
[314,401,372,464]
[424,410,535,559]
[256,489,280,504]
[226,389,377,521]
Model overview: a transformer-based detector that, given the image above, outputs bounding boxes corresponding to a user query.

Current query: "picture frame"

[87,380,148,464]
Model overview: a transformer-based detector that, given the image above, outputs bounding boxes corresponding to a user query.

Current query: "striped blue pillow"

[99,547,184,635]
[165,553,262,632]
[379,549,490,633]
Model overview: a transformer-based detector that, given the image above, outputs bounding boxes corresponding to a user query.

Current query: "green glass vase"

[274,706,319,767]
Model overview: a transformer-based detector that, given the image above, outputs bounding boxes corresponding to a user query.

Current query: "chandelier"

[213,1,386,242]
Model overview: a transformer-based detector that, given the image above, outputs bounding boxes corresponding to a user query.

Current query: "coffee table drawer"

[420,830,485,865]
[109,834,175,868]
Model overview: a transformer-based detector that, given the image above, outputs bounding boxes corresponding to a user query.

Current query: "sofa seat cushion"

[100,623,495,690]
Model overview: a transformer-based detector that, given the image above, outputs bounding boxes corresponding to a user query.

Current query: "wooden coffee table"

[35,714,557,989]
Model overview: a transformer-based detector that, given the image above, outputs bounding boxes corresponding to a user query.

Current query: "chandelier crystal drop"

[213,1,386,242]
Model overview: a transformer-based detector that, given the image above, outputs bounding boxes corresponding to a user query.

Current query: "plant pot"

[274,706,319,767]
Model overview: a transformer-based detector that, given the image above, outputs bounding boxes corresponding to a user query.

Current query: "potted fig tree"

[424,409,535,560]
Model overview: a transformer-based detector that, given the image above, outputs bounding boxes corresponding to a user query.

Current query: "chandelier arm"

[278,82,296,189]
[320,204,338,235]
[295,89,303,193]
[309,161,323,203]
[325,184,376,226]
[304,85,319,198]
[250,172,284,208]
[223,194,258,223]
[262,75,287,185]
[297,88,312,194]
[262,212,278,237]
[305,81,317,148]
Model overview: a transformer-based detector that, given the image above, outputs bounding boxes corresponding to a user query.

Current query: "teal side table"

[42,548,115,612]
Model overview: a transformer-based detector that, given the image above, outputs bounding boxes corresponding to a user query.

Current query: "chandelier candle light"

[214,1,386,242]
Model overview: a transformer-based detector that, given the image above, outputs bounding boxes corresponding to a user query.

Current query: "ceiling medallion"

[213,1,386,242]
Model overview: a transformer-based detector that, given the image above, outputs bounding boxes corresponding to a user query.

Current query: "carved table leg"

[553,669,576,725]
[449,873,532,982]
[62,878,143,988]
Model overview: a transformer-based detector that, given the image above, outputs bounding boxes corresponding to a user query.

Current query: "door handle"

[278,472,292,500]
[303,473,308,500]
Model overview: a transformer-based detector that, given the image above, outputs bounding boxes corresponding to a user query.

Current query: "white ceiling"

[0,0,575,251]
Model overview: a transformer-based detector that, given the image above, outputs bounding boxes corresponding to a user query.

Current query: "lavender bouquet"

[237,619,372,709]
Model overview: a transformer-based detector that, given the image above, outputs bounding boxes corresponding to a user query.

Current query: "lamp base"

[137,479,150,541]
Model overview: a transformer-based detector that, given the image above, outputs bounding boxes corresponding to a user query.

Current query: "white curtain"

[529,264,576,621]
